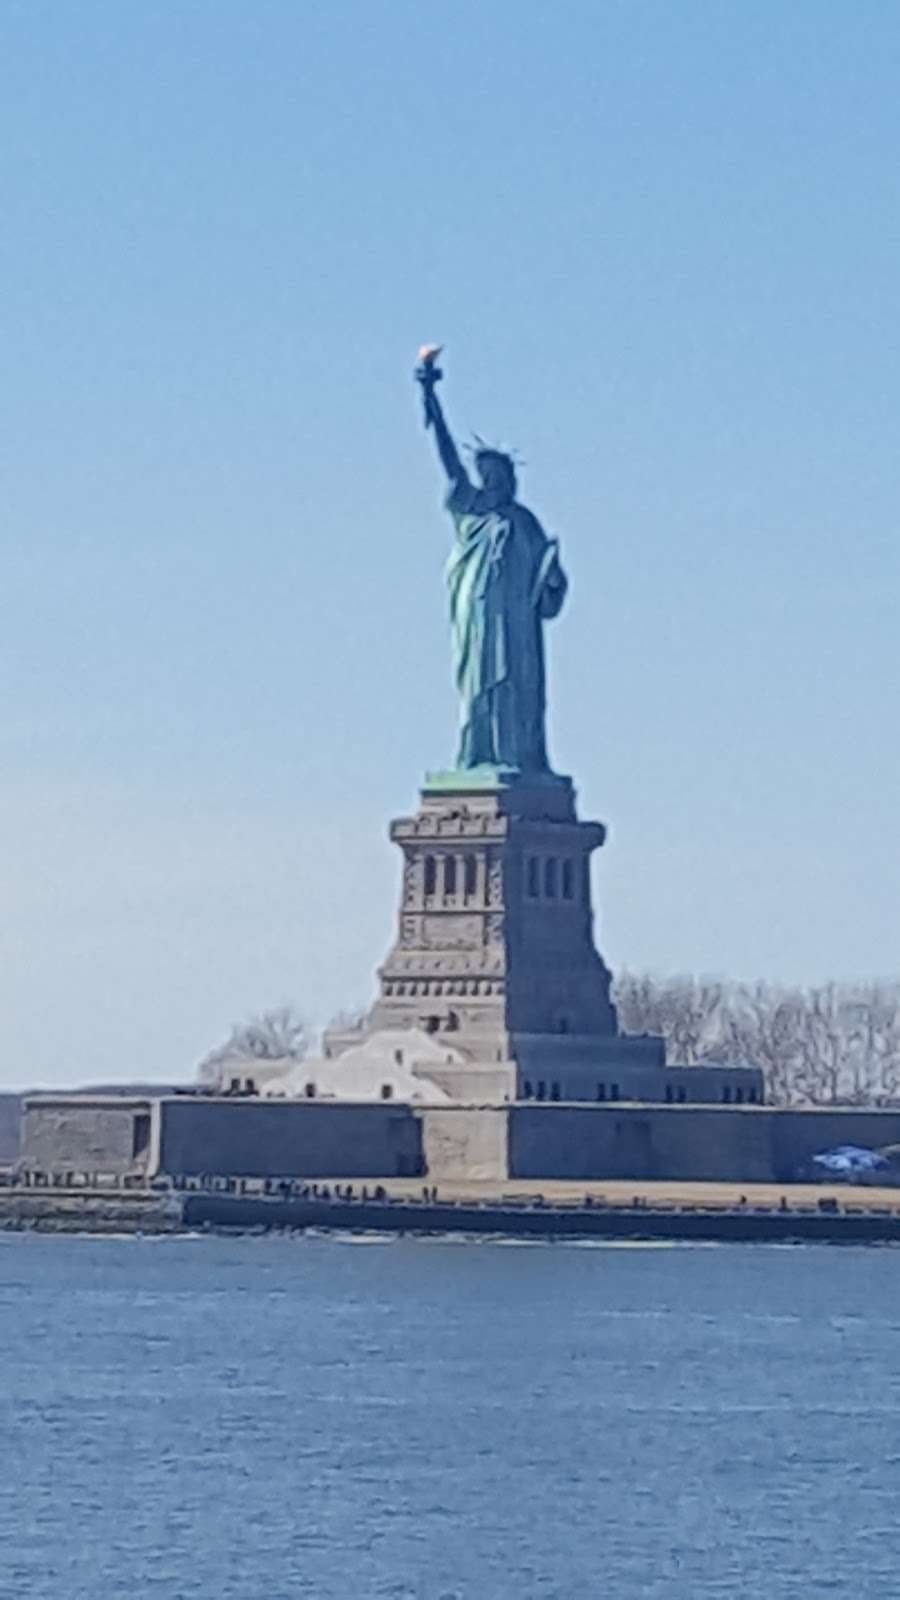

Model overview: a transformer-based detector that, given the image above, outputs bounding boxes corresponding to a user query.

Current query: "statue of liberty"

[416,348,568,779]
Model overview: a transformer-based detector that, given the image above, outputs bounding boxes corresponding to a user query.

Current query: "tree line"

[197,981,900,1108]
[614,974,900,1107]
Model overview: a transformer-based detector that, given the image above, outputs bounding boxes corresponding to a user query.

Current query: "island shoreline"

[4,1186,900,1245]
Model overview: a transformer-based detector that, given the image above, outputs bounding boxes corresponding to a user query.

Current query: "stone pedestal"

[326,775,666,1100]
[370,774,616,1039]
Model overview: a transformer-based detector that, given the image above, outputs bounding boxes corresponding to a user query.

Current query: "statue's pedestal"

[325,773,667,1102]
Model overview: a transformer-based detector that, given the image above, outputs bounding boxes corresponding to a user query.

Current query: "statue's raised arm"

[415,346,469,490]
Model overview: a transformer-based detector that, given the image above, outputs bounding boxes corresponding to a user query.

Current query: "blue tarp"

[810,1145,888,1177]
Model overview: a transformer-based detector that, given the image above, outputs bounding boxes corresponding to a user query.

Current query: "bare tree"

[615,973,900,1109]
[821,982,900,1105]
[722,983,809,1106]
[615,973,727,1065]
[197,1005,310,1086]
[325,1005,367,1035]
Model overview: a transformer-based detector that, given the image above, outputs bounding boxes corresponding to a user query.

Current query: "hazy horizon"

[3,1,898,1090]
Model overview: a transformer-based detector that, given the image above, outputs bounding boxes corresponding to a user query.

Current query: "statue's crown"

[464,435,522,473]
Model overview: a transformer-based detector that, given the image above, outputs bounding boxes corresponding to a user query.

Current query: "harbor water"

[2,1233,899,1599]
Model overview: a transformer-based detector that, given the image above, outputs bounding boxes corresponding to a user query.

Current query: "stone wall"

[19,1094,900,1188]
[660,1065,764,1107]
[156,1098,425,1179]
[769,1108,900,1182]
[419,1106,508,1182]
[513,1038,764,1108]
[508,1103,900,1184]
[0,1095,22,1165]
[21,1097,156,1176]
[421,1064,515,1103]
[514,1033,664,1103]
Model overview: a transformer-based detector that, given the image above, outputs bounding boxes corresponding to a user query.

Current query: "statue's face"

[477,455,516,504]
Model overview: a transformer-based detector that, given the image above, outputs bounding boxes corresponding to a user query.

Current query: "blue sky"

[2,1,898,1088]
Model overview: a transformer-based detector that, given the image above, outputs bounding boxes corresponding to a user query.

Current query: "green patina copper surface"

[416,354,568,784]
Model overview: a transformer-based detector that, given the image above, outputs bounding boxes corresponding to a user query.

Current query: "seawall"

[21,1095,900,1189]
[180,1193,900,1243]
[5,1184,900,1244]
[0,1190,182,1234]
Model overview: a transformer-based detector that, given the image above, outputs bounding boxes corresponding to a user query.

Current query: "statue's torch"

[415,343,443,429]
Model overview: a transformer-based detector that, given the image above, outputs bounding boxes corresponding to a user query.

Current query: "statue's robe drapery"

[445,474,567,773]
